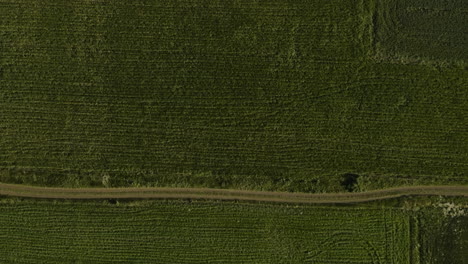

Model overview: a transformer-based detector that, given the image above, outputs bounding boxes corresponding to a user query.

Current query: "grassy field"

[1,0,467,191]
[415,202,468,264]
[0,196,467,263]
[373,0,468,64]
[0,198,412,263]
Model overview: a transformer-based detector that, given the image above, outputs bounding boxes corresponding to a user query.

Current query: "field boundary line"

[0,183,467,203]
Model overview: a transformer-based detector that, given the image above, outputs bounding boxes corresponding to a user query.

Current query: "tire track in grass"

[0,183,467,203]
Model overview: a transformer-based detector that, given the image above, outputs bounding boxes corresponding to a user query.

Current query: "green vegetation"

[1,0,467,192]
[373,0,468,64]
[416,203,468,264]
[1,1,466,262]
[1,197,466,263]
[0,198,412,263]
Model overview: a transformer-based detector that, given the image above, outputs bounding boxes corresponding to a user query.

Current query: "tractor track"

[0,183,467,204]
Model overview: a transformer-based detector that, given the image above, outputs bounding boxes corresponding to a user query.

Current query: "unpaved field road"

[0,183,467,203]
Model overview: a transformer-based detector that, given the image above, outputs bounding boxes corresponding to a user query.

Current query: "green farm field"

[0,198,413,264]
[1,0,467,263]
[372,0,468,64]
[0,0,467,192]
[1,196,467,264]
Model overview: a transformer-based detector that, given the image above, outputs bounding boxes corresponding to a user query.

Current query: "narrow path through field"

[0,183,467,203]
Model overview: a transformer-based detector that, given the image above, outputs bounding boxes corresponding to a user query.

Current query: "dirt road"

[0,183,467,203]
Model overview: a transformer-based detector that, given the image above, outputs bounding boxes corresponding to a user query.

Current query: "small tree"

[341,173,359,192]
